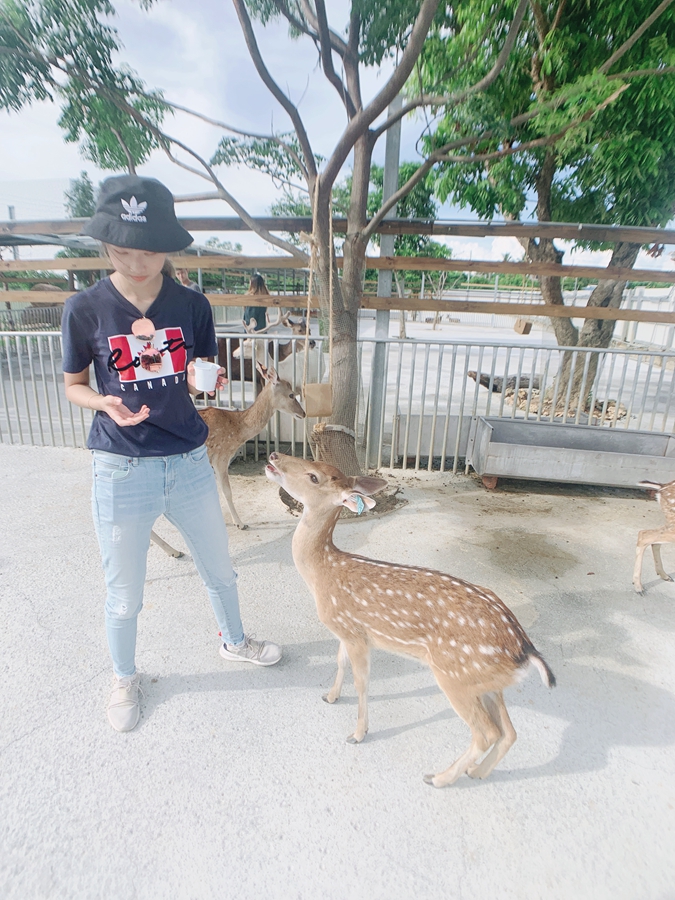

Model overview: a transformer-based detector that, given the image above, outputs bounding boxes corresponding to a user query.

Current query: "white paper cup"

[193,359,221,392]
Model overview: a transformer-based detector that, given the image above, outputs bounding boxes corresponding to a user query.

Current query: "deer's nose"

[269,452,280,462]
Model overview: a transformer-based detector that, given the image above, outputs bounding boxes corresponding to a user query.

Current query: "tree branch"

[231,0,317,179]
[323,0,443,188]
[314,0,357,117]
[600,0,675,74]
[362,84,629,243]
[110,127,137,174]
[161,99,309,178]
[370,0,529,142]
[298,0,348,57]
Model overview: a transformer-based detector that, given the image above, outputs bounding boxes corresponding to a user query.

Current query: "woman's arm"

[65,368,150,427]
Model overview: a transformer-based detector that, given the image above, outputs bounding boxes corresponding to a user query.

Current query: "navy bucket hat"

[82,175,193,252]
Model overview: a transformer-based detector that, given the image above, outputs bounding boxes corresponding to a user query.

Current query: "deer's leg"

[652,542,674,582]
[344,640,371,744]
[467,691,517,780]
[424,674,501,788]
[214,463,246,529]
[634,527,670,593]
[150,528,184,559]
[323,641,349,704]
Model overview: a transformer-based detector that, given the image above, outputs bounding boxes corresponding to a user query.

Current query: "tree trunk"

[309,152,370,475]
[555,241,640,406]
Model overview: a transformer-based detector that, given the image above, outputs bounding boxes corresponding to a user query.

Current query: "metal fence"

[2,330,675,473]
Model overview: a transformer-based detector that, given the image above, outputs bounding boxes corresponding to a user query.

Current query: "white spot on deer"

[385,589,394,596]
[508,627,515,636]
[501,615,509,623]
[462,644,472,655]
[405,592,412,600]
[473,661,482,670]
[429,585,437,593]
[479,645,496,655]
[458,616,465,626]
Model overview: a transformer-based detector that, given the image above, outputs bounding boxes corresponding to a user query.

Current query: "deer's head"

[256,364,306,419]
[265,452,387,513]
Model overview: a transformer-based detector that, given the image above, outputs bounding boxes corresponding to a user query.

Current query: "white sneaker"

[220,635,282,667]
[107,673,142,732]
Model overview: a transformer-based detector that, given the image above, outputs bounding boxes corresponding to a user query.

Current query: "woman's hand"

[99,396,151,427]
[187,359,228,397]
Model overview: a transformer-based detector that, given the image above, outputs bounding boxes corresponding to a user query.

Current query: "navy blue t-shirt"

[62,276,217,456]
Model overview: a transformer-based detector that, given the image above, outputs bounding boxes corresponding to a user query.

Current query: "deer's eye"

[309,473,319,484]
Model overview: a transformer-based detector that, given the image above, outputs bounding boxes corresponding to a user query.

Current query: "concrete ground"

[1,445,674,900]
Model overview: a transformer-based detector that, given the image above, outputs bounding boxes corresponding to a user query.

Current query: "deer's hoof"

[346,731,366,744]
[237,523,249,531]
[662,574,674,582]
[633,584,645,595]
[170,551,185,559]
[423,774,438,787]
[322,693,338,704]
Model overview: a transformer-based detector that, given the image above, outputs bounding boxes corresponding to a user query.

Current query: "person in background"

[243,273,270,332]
[61,175,281,734]
[176,267,203,293]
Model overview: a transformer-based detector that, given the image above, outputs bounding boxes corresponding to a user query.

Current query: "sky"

[0,0,673,272]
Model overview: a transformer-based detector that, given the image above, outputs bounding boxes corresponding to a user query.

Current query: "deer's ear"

[349,475,388,496]
[267,366,279,384]
[341,492,377,513]
[256,362,268,379]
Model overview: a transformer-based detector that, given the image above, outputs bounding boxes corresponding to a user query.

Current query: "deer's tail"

[528,651,556,689]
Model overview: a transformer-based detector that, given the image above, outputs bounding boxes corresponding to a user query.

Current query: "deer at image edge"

[265,452,556,787]
[634,479,675,594]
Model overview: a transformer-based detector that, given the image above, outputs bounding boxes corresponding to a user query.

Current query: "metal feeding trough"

[466,417,675,489]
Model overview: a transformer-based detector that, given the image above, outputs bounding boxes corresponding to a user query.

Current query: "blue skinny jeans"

[91,445,244,677]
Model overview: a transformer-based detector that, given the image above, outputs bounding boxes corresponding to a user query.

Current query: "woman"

[62,174,281,733]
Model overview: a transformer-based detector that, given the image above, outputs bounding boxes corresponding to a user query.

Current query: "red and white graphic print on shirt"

[108,327,187,382]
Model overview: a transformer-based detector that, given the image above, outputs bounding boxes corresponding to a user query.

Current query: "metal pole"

[8,206,19,260]
[367,93,402,467]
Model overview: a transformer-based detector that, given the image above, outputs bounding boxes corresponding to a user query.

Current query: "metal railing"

[2,330,675,473]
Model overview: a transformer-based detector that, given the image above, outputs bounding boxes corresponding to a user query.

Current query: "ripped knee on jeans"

[105,596,142,621]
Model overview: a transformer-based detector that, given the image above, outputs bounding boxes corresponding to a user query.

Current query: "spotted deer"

[150,365,304,556]
[265,452,556,787]
[633,479,675,593]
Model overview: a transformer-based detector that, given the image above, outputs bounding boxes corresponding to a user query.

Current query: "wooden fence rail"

[3,291,675,324]
[1,253,675,284]
[3,216,675,245]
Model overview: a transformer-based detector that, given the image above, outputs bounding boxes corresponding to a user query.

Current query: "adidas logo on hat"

[120,197,148,223]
